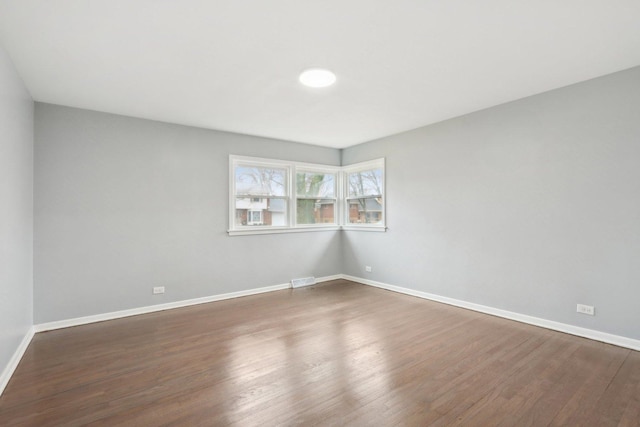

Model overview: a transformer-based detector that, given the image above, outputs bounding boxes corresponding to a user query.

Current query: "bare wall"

[34,104,342,323]
[0,45,33,373]
[342,66,640,340]
[31,67,640,340]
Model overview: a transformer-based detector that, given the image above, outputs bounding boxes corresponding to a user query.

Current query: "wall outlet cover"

[577,304,595,316]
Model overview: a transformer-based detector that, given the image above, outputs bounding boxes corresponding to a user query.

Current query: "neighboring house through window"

[344,159,385,226]
[229,156,384,235]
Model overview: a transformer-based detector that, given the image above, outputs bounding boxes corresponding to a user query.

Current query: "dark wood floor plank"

[570,349,640,426]
[0,280,637,426]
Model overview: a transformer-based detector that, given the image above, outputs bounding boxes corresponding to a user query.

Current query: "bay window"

[229,156,384,235]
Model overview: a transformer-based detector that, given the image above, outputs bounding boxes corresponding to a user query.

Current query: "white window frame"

[228,155,385,236]
[342,158,386,232]
[229,156,292,234]
[295,165,339,228]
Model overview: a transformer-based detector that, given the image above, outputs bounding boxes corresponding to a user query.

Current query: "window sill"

[227,225,386,236]
[228,226,341,236]
[341,226,387,232]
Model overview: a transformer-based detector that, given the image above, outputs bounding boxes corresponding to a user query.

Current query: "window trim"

[229,156,292,233]
[343,158,386,230]
[228,155,385,236]
[295,166,339,227]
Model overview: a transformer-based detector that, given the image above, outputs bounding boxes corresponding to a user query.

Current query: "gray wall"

[34,104,342,323]
[342,66,640,340]
[0,46,33,372]
[31,67,640,341]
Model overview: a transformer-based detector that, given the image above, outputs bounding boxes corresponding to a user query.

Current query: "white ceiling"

[1,1,639,148]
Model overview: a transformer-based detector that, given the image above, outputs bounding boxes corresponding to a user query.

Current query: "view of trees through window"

[296,172,335,224]
[234,166,287,227]
[230,156,384,232]
[347,168,384,224]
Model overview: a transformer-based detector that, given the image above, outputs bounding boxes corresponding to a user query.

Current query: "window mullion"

[289,165,296,227]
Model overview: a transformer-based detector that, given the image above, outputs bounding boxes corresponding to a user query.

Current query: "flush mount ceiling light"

[299,68,336,88]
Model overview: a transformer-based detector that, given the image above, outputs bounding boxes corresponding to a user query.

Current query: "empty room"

[1,1,639,425]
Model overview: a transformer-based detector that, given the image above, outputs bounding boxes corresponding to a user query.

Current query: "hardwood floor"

[1,279,638,426]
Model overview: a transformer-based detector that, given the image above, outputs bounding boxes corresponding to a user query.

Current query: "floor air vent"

[291,277,316,288]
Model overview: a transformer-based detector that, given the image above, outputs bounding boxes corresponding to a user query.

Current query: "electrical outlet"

[577,304,594,316]
[153,286,165,295]
[365,266,372,273]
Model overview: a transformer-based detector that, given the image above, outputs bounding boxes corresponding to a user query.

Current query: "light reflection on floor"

[224,308,391,425]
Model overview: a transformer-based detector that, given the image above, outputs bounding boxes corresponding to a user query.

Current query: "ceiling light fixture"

[299,68,336,88]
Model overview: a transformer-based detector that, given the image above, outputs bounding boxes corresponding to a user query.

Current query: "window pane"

[235,166,286,196]
[347,197,383,224]
[297,199,335,225]
[348,168,383,197]
[296,172,335,197]
[235,198,288,226]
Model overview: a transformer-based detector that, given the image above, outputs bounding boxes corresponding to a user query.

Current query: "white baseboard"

[35,283,291,332]
[315,274,343,284]
[291,274,344,288]
[6,273,634,399]
[342,274,640,352]
[2,276,341,397]
[0,326,35,397]
[35,275,341,333]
